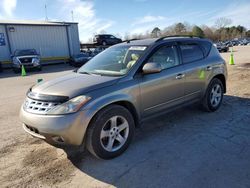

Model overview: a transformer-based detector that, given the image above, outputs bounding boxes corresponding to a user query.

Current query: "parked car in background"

[224,41,233,47]
[20,36,227,159]
[215,42,229,53]
[69,53,92,67]
[238,39,249,46]
[93,34,122,46]
[12,49,41,73]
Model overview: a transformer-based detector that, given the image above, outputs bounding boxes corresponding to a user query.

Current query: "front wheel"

[86,105,135,159]
[202,78,224,112]
[13,68,20,74]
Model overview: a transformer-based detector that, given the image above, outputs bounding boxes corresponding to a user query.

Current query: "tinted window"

[199,41,212,56]
[148,46,180,69]
[180,44,204,63]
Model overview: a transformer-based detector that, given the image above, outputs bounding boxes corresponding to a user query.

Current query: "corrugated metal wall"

[8,25,69,58]
[67,24,80,56]
[0,22,80,64]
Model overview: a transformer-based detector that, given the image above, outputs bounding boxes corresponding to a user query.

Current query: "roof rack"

[124,38,139,43]
[155,35,202,43]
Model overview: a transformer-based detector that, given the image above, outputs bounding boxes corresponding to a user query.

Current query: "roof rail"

[155,35,202,43]
[123,38,139,43]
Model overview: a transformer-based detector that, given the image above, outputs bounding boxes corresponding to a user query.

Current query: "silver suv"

[20,36,227,159]
[12,49,42,73]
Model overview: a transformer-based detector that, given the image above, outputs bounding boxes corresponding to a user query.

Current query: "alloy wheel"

[100,115,129,152]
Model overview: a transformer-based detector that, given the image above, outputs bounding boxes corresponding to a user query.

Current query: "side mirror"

[73,68,78,73]
[142,62,162,74]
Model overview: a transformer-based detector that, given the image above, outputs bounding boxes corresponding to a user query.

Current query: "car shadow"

[63,95,250,187]
[0,63,74,79]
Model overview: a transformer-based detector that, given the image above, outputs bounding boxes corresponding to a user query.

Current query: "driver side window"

[148,46,180,70]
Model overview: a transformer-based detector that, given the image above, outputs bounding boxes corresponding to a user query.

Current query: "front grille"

[19,57,33,64]
[23,97,60,114]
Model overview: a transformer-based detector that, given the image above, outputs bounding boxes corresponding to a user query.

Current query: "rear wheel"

[202,78,224,112]
[86,105,135,159]
[37,66,42,71]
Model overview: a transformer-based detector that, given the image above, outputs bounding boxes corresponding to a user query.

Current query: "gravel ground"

[0,46,250,188]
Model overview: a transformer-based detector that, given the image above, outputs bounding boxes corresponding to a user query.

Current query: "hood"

[31,73,120,98]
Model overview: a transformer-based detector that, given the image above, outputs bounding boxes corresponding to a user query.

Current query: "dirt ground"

[0,46,250,188]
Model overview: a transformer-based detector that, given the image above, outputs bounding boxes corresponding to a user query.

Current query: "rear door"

[139,44,186,117]
[178,41,210,101]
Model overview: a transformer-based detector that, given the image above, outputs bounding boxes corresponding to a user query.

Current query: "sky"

[0,0,250,42]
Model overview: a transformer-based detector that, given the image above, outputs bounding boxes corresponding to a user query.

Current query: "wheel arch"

[86,99,140,132]
[212,74,226,93]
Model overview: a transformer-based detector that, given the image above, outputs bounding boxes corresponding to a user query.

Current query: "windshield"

[14,49,38,56]
[78,45,147,76]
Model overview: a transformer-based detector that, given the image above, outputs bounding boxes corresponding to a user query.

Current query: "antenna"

[45,4,48,21]
[71,10,74,22]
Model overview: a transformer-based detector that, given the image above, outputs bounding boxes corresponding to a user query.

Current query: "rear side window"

[180,44,204,63]
[199,41,212,57]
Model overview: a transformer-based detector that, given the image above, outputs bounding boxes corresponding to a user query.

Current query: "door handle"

[206,66,212,71]
[176,73,185,79]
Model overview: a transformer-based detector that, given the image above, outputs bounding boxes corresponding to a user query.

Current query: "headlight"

[13,57,20,65]
[32,57,40,65]
[46,95,91,115]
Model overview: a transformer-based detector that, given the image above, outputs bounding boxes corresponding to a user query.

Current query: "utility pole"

[71,10,74,22]
[45,4,48,21]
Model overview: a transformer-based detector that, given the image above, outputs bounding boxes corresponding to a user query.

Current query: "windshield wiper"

[78,71,103,76]
[78,71,91,75]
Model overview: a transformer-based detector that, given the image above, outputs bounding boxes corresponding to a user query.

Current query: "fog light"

[52,136,65,143]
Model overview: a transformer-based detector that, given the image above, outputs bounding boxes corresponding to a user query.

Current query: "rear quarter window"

[180,44,204,63]
[199,41,212,57]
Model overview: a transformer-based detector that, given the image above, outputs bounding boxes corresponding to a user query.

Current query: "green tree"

[174,23,186,34]
[246,30,250,37]
[151,27,161,38]
[192,26,205,37]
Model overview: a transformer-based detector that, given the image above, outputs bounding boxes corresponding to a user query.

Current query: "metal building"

[0,20,80,67]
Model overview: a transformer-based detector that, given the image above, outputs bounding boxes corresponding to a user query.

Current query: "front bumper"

[20,106,93,146]
[13,63,41,69]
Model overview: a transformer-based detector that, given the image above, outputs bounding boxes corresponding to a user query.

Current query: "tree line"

[123,18,250,42]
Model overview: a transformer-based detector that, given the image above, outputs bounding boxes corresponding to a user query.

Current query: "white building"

[0,20,80,67]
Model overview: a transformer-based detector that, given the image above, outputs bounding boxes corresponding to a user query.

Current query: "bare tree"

[214,17,232,29]
[99,30,107,34]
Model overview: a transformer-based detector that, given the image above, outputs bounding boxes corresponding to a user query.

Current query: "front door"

[139,45,185,117]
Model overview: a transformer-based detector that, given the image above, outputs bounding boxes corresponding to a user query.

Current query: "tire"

[202,78,224,112]
[13,68,20,74]
[86,105,135,159]
[37,66,42,71]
